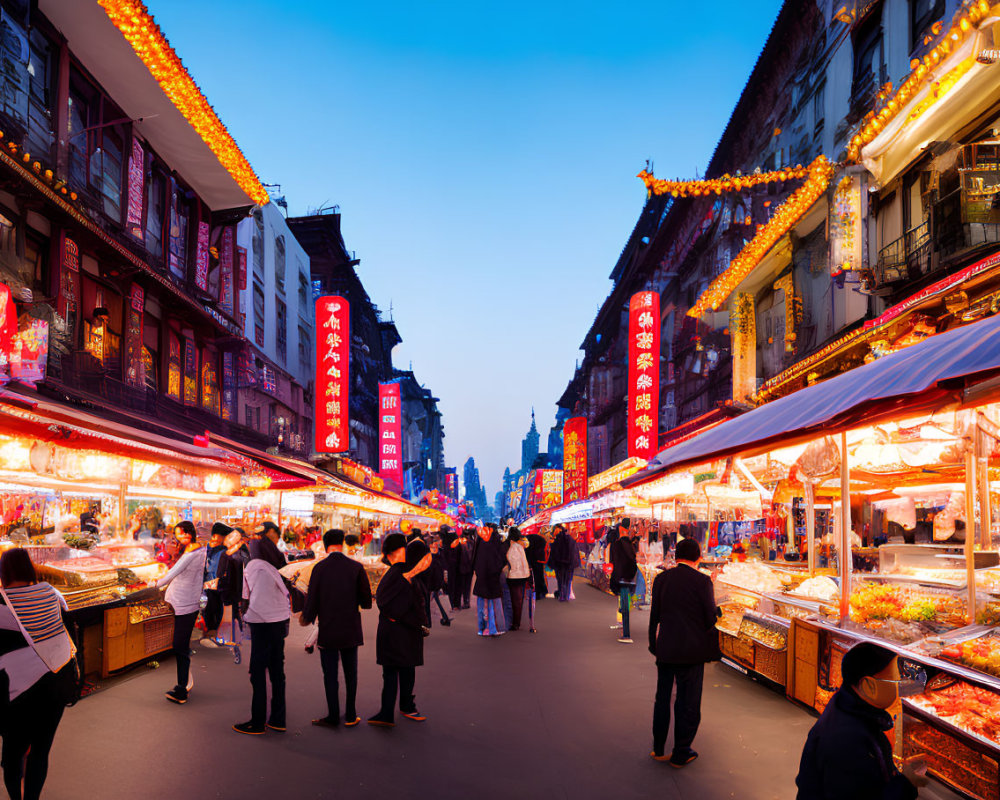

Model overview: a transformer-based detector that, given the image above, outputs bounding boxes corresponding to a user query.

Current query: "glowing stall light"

[0,438,30,470]
[638,164,810,198]
[203,473,237,495]
[687,156,835,317]
[130,460,161,484]
[97,0,269,206]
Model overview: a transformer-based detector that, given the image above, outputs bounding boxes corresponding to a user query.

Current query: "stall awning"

[627,313,1000,485]
[203,433,326,489]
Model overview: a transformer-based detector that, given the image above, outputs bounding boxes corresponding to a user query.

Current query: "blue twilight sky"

[151,0,783,498]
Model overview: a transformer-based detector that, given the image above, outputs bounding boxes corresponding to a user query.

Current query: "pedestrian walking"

[216,529,249,653]
[152,520,206,704]
[457,529,475,609]
[610,519,638,643]
[0,549,76,800]
[439,525,461,611]
[199,523,228,647]
[471,524,506,636]
[368,534,432,727]
[549,524,579,602]
[648,537,721,767]
[300,529,372,729]
[795,641,926,799]
[503,528,531,631]
[525,529,549,600]
[427,538,452,626]
[233,539,290,735]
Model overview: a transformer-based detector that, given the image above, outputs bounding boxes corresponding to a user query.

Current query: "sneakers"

[312,717,339,729]
[367,714,395,728]
[650,751,671,762]
[670,750,699,768]
[401,709,426,722]
[440,618,451,626]
[266,722,286,732]
[233,721,265,735]
[618,637,634,644]
[344,716,361,727]
[164,688,187,704]
[186,674,194,692]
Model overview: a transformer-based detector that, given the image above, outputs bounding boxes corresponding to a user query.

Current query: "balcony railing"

[872,220,931,293]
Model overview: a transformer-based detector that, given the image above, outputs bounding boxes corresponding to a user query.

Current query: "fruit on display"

[849,583,966,626]
[909,679,1000,745]
[941,634,1000,679]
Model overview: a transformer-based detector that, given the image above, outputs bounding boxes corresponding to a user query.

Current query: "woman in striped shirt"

[0,548,75,800]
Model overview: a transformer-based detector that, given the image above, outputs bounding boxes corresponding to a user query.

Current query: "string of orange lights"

[98,0,270,207]
[638,164,810,198]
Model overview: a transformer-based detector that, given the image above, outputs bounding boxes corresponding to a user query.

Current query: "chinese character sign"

[378,383,403,493]
[628,291,659,461]
[539,469,563,509]
[563,416,588,501]
[315,296,350,453]
[126,139,144,239]
[195,221,210,291]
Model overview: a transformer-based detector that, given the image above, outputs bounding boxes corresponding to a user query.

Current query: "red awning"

[628,312,1000,484]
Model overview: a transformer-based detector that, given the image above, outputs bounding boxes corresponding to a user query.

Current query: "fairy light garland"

[98,0,269,207]
[846,0,996,162]
[687,155,835,318]
[638,164,810,198]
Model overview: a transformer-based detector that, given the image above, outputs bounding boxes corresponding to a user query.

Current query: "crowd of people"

[0,513,929,800]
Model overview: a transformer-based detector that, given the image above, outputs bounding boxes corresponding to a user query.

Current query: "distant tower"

[521,409,540,472]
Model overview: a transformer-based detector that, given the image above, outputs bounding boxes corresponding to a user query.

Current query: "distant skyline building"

[463,456,489,520]
[520,409,540,472]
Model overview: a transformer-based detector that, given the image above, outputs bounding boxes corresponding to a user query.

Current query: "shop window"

[252,211,264,284]
[0,15,54,160]
[274,235,285,294]
[910,0,944,53]
[253,282,265,346]
[276,298,287,364]
[201,349,220,415]
[145,169,167,261]
[82,284,121,373]
[166,332,181,400]
[168,187,190,280]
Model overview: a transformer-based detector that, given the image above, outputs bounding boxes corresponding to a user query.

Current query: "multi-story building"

[0,0,295,456]
[287,208,400,467]
[462,456,489,519]
[555,0,1000,467]
[236,202,313,455]
[395,367,446,498]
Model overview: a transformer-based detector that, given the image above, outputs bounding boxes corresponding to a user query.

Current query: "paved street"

[47,582,817,800]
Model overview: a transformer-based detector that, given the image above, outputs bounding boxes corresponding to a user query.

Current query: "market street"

[44,584,810,800]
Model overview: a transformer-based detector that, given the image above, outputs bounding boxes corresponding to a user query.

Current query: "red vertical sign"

[126,138,144,239]
[628,290,660,461]
[315,296,350,453]
[195,220,210,291]
[219,227,234,316]
[563,416,588,501]
[378,382,403,493]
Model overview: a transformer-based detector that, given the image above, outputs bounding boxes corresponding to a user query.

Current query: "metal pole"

[805,482,816,577]
[965,449,977,625]
[839,431,852,621]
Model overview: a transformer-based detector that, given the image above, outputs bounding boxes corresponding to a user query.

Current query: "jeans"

[201,589,223,634]
[248,620,288,727]
[477,597,504,634]
[652,662,705,757]
[507,578,527,629]
[618,583,635,638]
[555,567,574,600]
[1,671,63,800]
[172,611,199,694]
[319,645,358,722]
[378,664,416,720]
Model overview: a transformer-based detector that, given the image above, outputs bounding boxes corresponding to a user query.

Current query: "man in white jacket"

[234,537,289,735]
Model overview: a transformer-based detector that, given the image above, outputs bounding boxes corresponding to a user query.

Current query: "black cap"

[841,642,897,686]
[257,521,280,536]
[211,522,233,539]
[405,538,431,571]
[381,532,407,565]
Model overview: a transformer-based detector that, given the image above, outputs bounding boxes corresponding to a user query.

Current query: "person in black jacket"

[457,529,475,608]
[439,525,461,611]
[300,529,373,728]
[215,529,249,640]
[549,524,579,601]
[471,524,505,636]
[525,531,549,600]
[648,537,720,767]
[610,519,638,643]
[368,534,432,727]
[795,642,925,799]
[427,538,452,627]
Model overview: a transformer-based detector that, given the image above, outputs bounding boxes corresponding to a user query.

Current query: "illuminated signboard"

[378,382,403,493]
[563,416,588,501]
[628,291,660,461]
[315,296,350,453]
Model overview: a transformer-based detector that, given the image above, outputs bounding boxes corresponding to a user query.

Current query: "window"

[67,73,125,221]
[166,332,182,400]
[252,211,264,284]
[141,314,158,392]
[145,170,167,261]
[183,338,198,406]
[82,283,121,374]
[168,187,190,280]
[852,9,884,98]
[911,0,944,52]
[298,324,310,375]
[201,349,220,415]
[276,299,287,364]
[274,235,285,294]
[253,283,265,346]
[813,83,825,134]
[298,269,309,310]
[91,127,123,221]
[0,16,54,160]
[244,405,253,428]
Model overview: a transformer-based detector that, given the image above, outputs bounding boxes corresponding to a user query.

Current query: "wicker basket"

[754,644,788,686]
[143,617,174,655]
[720,631,755,667]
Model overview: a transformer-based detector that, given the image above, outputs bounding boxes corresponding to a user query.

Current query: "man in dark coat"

[549,524,579,601]
[368,534,431,727]
[439,525,460,611]
[457,529,475,608]
[300,529,373,728]
[648,537,720,767]
[610,519,638,643]
[471,524,505,635]
[795,642,924,799]
[525,531,549,600]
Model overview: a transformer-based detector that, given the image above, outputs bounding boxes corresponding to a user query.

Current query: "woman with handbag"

[151,520,206,704]
[0,548,76,800]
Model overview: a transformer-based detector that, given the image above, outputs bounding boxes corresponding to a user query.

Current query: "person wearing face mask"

[795,642,926,799]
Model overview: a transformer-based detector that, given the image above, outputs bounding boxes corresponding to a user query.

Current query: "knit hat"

[211,522,233,539]
[381,532,407,566]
